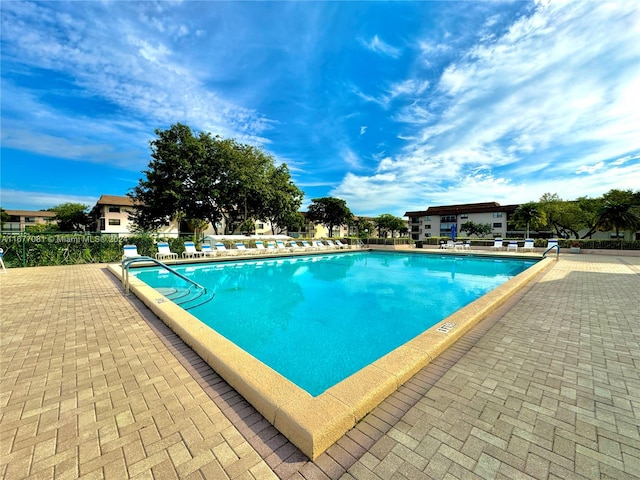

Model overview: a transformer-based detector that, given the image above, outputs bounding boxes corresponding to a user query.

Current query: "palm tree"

[596,201,640,239]
[512,202,545,238]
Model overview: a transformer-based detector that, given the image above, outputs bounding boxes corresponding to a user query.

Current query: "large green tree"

[511,202,545,238]
[595,189,640,239]
[375,214,406,238]
[354,217,374,238]
[129,123,301,234]
[259,164,304,234]
[307,197,352,237]
[49,203,90,231]
[460,221,493,238]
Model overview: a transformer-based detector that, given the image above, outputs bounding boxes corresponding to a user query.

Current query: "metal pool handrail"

[121,256,207,295]
[542,244,560,259]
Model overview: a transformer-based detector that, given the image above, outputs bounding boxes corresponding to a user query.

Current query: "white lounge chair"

[254,241,268,254]
[491,238,504,250]
[546,238,559,250]
[507,241,518,252]
[235,242,257,255]
[314,240,329,250]
[200,243,216,257]
[301,240,316,251]
[334,239,348,249]
[522,239,535,252]
[182,241,204,258]
[266,241,278,252]
[215,242,236,256]
[289,241,307,252]
[464,241,471,250]
[156,242,178,260]
[446,240,455,250]
[122,244,141,260]
[275,240,291,252]
[325,240,340,249]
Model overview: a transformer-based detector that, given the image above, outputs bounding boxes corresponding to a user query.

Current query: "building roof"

[4,210,57,218]
[94,195,135,207]
[405,202,519,217]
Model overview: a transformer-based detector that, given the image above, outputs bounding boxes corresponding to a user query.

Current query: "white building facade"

[405,202,519,241]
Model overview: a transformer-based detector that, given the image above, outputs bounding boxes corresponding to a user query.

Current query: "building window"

[425,216,431,221]
[460,214,468,219]
[493,212,503,218]
[108,206,121,213]
[424,225,431,229]
[256,223,264,229]
[24,217,36,223]
[493,222,502,228]
[441,215,456,223]
[108,219,121,226]
[411,217,419,223]
[411,226,419,233]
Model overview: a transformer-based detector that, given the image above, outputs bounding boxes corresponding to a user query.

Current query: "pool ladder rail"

[121,256,214,310]
[542,244,560,259]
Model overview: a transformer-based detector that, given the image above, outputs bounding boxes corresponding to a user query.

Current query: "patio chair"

[301,240,316,251]
[275,240,291,252]
[0,248,7,273]
[122,244,141,260]
[507,241,518,252]
[266,241,278,252]
[182,241,204,258]
[156,242,178,260]
[235,242,258,255]
[325,240,340,249]
[254,241,268,254]
[215,242,237,256]
[289,241,307,252]
[522,239,535,252]
[334,239,348,249]
[200,243,217,257]
[464,241,471,250]
[314,240,329,250]
[546,238,559,250]
[491,238,504,250]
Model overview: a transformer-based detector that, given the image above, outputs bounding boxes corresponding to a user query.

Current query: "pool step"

[160,286,215,310]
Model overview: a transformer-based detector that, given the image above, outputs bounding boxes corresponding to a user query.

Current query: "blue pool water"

[131,252,537,396]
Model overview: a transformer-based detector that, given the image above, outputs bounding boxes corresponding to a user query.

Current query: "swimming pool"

[130,252,536,395]
[113,249,552,458]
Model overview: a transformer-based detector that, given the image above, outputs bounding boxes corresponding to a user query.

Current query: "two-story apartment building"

[405,202,519,241]
[90,195,139,235]
[2,210,57,232]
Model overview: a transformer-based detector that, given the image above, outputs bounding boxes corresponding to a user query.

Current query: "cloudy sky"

[1,0,639,216]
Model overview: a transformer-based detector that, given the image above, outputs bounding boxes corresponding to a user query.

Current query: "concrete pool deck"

[1,252,639,478]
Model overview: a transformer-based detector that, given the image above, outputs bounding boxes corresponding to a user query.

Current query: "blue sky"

[1,1,639,217]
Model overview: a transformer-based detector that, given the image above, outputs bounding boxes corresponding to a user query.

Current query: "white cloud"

[0,1,272,155]
[361,35,401,58]
[335,1,640,215]
[0,189,99,211]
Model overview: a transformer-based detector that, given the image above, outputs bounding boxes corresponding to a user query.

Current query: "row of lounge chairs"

[437,238,558,253]
[123,239,355,260]
[491,238,557,252]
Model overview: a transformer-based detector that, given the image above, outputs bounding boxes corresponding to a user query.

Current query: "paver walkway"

[1,254,639,479]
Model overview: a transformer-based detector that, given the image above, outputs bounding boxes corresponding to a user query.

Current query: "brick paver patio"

[1,254,639,479]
